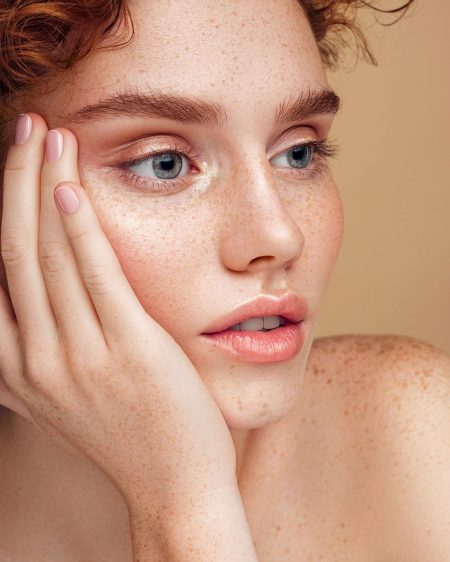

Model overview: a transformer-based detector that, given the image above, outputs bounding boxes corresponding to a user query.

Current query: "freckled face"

[32,0,344,428]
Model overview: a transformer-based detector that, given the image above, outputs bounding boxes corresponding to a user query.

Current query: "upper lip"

[201,292,308,334]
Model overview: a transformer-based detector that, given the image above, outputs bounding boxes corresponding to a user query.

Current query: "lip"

[201,292,308,334]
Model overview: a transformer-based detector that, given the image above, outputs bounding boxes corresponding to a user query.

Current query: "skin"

[2,0,449,561]
[2,1,343,443]
[0,1,343,558]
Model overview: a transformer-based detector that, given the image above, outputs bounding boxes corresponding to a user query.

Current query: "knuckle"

[0,230,30,267]
[38,240,69,275]
[4,163,27,174]
[23,354,48,388]
[81,266,112,296]
[67,228,90,246]
[22,350,58,397]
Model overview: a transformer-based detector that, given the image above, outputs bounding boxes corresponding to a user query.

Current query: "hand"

[0,113,237,507]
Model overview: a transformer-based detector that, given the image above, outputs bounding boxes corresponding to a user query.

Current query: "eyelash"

[115,137,339,193]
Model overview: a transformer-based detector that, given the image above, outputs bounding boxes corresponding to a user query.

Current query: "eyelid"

[117,138,199,167]
[113,137,340,193]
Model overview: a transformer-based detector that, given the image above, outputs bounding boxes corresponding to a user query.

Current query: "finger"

[1,113,59,355]
[0,191,21,386]
[0,281,21,381]
[39,127,107,359]
[53,179,151,345]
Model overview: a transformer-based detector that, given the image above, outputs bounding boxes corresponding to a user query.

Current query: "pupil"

[288,145,312,169]
[153,153,183,179]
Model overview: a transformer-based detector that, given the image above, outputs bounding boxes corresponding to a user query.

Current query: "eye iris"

[152,153,183,179]
[287,145,313,169]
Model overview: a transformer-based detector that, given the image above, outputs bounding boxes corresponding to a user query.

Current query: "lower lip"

[201,322,305,364]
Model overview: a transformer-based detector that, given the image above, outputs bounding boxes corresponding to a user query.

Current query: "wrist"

[128,483,259,562]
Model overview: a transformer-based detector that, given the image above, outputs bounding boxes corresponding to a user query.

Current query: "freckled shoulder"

[303,334,450,560]
[303,333,450,447]
[307,332,450,390]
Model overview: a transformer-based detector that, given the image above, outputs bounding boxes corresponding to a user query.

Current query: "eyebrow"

[65,86,341,127]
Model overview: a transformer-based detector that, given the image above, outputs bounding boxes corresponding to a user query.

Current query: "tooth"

[263,315,281,329]
[228,316,286,331]
[239,317,264,331]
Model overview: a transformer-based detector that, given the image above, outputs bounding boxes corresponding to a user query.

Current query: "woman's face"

[23,0,344,428]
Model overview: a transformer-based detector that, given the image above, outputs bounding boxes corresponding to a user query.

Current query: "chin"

[207,371,304,430]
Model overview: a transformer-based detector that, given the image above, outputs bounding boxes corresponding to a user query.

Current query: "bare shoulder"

[304,334,450,560]
[305,333,450,434]
[309,332,450,380]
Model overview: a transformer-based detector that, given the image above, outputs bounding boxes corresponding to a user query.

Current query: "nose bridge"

[218,144,305,272]
[229,157,286,224]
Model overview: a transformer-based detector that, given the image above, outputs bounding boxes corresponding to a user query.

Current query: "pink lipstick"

[201,293,308,363]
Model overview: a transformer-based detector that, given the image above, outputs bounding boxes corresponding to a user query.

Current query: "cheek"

[316,183,344,273]
[298,181,344,296]
[85,176,344,342]
[88,189,212,338]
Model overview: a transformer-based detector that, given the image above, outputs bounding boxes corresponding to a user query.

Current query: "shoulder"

[306,334,450,560]
[310,331,450,366]
[308,332,450,392]
[307,333,450,466]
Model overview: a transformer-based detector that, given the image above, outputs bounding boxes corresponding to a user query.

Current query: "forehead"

[37,0,327,124]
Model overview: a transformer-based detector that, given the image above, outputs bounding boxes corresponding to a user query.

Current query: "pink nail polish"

[46,130,64,162]
[15,114,32,145]
[54,186,80,215]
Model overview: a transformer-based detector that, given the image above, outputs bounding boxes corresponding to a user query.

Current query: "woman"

[0,0,449,560]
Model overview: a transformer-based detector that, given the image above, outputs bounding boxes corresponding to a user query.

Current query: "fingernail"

[54,186,80,215]
[15,114,32,145]
[46,130,64,162]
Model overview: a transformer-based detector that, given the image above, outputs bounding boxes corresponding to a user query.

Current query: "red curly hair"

[0,0,415,169]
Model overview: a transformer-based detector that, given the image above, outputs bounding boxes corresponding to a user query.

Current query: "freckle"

[326,378,332,384]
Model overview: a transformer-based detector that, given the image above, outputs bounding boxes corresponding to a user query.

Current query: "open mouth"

[216,316,297,333]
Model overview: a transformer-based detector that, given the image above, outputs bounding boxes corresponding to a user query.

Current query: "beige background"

[316,0,450,355]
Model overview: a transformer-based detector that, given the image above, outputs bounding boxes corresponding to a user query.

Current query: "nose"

[219,159,305,274]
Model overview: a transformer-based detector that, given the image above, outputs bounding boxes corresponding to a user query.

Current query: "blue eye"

[116,138,338,194]
[270,144,314,169]
[128,151,190,181]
